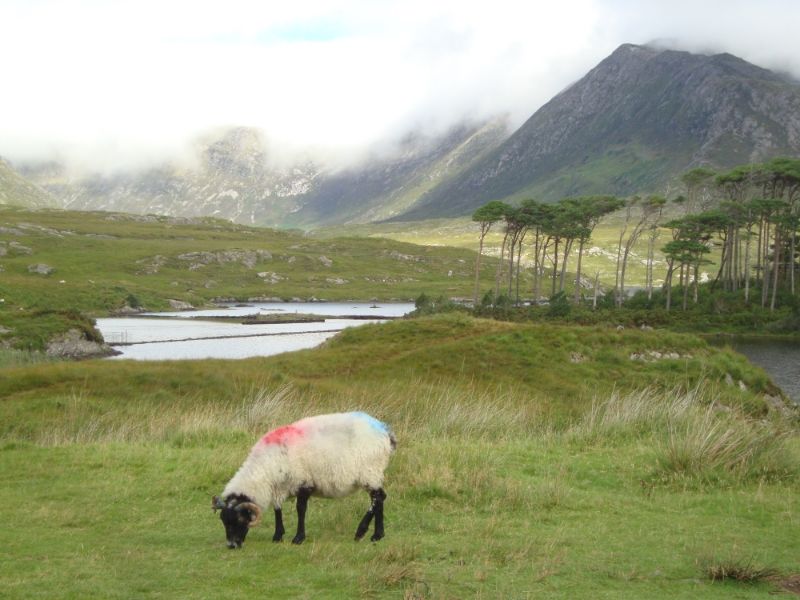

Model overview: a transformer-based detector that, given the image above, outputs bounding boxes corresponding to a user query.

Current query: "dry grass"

[9,380,797,490]
[569,386,797,483]
[700,554,780,584]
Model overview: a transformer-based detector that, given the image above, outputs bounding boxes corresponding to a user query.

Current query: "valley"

[1,36,799,600]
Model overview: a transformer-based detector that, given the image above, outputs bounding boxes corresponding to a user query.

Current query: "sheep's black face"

[214,494,259,549]
[220,506,251,549]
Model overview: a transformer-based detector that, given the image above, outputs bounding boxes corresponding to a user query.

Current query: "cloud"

[1,0,799,171]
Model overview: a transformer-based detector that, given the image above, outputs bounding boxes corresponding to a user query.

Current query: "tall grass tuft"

[700,553,779,584]
[569,385,797,484]
[657,405,795,483]
[569,386,704,444]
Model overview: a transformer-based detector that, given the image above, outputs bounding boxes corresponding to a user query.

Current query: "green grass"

[1,315,798,598]
[0,207,499,316]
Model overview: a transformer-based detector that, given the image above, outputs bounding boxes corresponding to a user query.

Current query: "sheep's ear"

[212,496,226,512]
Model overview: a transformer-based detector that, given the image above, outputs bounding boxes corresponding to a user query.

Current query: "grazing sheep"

[213,411,396,548]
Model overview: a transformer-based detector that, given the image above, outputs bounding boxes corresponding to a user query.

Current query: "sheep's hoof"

[354,527,368,541]
[291,534,305,545]
[370,532,384,542]
[272,535,284,543]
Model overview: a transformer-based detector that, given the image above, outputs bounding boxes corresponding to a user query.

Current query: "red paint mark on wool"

[261,425,304,446]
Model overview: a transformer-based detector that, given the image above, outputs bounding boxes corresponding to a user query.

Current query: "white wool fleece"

[222,412,395,509]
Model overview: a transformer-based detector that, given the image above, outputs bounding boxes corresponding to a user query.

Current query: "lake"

[96,302,414,361]
[710,336,800,404]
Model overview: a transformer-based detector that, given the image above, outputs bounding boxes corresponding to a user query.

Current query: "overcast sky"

[2,0,800,170]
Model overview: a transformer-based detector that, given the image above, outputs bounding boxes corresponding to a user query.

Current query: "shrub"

[547,292,571,318]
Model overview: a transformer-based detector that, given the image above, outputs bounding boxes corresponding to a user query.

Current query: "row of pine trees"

[472,158,800,311]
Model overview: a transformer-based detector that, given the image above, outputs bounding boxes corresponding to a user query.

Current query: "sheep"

[212,411,396,548]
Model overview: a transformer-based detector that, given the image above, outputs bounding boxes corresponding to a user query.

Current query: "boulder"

[168,299,194,311]
[45,329,117,359]
[28,263,55,275]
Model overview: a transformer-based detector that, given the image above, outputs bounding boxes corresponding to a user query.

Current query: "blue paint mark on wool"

[351,411,391,435]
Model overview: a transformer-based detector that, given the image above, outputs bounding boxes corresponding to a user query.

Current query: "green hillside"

[0,207,495,315]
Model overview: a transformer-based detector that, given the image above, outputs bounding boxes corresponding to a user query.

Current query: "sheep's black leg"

[292,487,313,545]
[355,488,387,542]
[272,508,285,542]
[370,488,387,542]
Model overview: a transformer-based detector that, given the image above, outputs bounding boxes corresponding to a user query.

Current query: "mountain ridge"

[399,43,800,219]
[19,119,508,227]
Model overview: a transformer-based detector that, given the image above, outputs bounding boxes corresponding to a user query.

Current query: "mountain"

[22,119,508,228]
[400,44,800,219]
[0,157,54,208]
[20,128,319,227]
[285,118,509,227]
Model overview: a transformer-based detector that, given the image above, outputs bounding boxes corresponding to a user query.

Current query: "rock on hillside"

[402,43,800,219]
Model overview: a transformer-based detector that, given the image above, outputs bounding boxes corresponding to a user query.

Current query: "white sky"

[2,0,800,170]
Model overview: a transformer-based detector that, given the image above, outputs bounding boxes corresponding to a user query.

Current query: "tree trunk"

[551,238,560,297]
[770,227,781,312]
[761,221,771,308]
[574,239,586,304]
[559,239,573,293]
[494,230,509,300]
[791,228,797,296]
[744,226,752,304]
[473,229,487,306]
[532,229,541,302]
[682,264,690,311]
[514,231,526,304]
[665,261,674,312]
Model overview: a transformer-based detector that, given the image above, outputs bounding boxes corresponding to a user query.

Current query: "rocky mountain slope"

[0,158,54,208]
[22,119,508,228]
[20,128,319,227]
[401,43,800,219]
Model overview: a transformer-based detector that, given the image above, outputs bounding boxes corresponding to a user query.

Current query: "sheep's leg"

[272,507,285,542]
[370,488,387,542]
[355,487,386,542]
[292,487,313,545]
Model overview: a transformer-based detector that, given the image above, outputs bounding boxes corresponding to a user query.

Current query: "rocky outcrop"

[27,263,54,275]
[45,329,117,359]
[168,299,194,311]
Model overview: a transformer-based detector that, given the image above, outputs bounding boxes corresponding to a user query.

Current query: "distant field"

[317,207,718,293]
[0,208,501,316]
[1,315,797,598]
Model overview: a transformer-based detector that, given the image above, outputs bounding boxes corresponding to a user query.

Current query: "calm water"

[96,302,414,361]
[714,338,800,404]
[149,301,414,319]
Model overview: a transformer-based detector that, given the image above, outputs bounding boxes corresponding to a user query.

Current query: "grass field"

[0,207,497,315]
[2,315,798,598]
